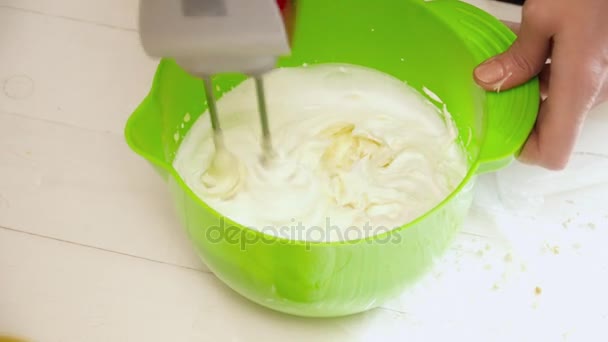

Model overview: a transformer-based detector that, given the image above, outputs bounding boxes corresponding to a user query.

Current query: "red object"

[276,0,288,11]
[276,0,295,45]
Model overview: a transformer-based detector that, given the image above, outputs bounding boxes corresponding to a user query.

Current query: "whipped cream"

[173,64,468,241]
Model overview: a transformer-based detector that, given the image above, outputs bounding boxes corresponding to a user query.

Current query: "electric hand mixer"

[139,0,295,184]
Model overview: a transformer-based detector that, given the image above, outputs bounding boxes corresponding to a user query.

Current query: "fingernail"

[475,59,505,84]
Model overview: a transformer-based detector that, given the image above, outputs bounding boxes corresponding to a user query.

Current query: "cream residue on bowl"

[173,64,468,242]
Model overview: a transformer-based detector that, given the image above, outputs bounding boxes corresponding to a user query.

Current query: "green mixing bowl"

[125,0,539,317]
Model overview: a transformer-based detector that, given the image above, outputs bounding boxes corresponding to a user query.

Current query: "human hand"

[473,0,608,170]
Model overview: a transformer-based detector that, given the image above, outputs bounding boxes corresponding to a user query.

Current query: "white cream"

[173,64,468,242]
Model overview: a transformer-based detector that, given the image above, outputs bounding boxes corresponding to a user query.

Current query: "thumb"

[474,19,552,92]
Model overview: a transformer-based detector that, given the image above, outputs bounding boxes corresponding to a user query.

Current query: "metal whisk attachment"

[202,76,275,163]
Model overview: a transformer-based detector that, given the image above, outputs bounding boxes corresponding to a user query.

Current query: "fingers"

[501,20,521,34]
[538,62,551,100]
[474,4,553,91]
[499,19,552,99]
[518,34,603,170]
[601,84,608,105]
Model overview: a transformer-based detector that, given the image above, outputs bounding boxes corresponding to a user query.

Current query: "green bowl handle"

[125,60,246,180]
[426,0,540,174]
[124,93,172,180]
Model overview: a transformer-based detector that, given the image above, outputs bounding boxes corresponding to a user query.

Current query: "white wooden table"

[1,1,607,341]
